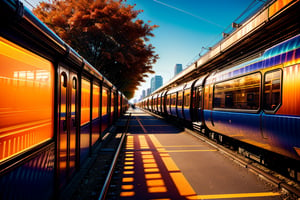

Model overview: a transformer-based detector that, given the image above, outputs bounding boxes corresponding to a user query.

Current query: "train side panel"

[204,35,300,160]
[262,63,300,159]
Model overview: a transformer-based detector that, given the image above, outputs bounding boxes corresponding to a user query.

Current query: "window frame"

[184,89,191,108]
[263,69,282,114]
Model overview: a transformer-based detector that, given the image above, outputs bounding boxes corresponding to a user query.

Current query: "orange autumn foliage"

[33,0,159,98]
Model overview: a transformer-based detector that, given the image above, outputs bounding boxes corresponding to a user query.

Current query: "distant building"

[151,75,163,93]
[142,90,146,99]
[174,64,182,76]
[147,88,151,96]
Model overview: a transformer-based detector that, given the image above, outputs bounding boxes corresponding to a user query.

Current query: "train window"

[178,92,183,106]
[214,73,261,110]
[61,73,67,88]
[72,77,77,89]
[171,93,176,106]
[102,88,108,115]
[166,95,170,106]
[192,87,202,109]
[263,69,281,111]
[198,87,203,108]
[111,92,115,113]
[158,97,161,107]
[0,37,54,162]
[184,89,190,107]
[81,79,91,125]
[92,84,100,119]
[92,84,100,145]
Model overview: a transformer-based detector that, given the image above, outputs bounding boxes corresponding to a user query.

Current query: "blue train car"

[204,34,300,160]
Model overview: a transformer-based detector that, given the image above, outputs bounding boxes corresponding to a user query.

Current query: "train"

[138,34,300,173]
[0,1,128,199]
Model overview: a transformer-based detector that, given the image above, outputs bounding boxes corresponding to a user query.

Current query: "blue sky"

[125,0,260,101]
[23,0,261,101]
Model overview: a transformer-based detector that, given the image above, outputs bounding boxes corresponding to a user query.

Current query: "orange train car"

[0,1,128,199]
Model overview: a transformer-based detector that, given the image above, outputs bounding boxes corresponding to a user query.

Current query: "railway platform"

[109,108,285,200]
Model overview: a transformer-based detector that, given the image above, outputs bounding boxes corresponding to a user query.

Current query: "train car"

[204,34,300,160]
[140,34,300,163]
[0,1,127,200]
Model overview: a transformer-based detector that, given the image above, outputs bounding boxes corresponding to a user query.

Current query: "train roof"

[263,34,300,59]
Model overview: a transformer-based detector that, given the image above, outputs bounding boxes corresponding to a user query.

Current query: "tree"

[33,0,158,98]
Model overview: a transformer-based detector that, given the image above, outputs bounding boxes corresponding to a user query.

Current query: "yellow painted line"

[149,134,163,148]
[124,166,134,170]
[148,134,197,197]
[161,156,180,171]
[170,172,197,196]
[159,149,217,153]
[145,173,162,179]
[148,186,168,193]
[142,155,154,159]
[141,151,153,155]
[146,179,165,187]
[139,135,149,149]
[144,163,158,168]
[120,191,135,197]
[122,177,134,182]
[125,157,134,161]
[144,168,160,172]
[124,161,134,165]
[187,192,281,199]
[121,185,134,190]
[143,158,156,163]
[123,171,134,175]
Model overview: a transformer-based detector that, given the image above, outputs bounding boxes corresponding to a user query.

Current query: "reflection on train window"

[81,78,90,125]
[111,92,115,113]
[0,37,54,162]
[214,73,261,110]
[93,84,100,119]
[263,69,281,111]
[193,87,202,109]
[158,97,161,107]
[72,77,77,89]
[171,93,176,106]
[61,73,67,88]
[184,89,190,107]
[178,92,183,106]
[102,88,108,115]
[166,95,170,106]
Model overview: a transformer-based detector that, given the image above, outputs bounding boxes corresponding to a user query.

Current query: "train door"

[58,67,78,188]
[261,69,282,140]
